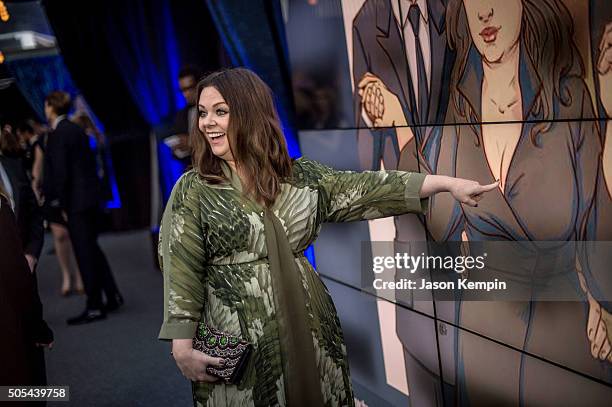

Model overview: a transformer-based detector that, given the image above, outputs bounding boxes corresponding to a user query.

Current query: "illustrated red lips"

[480,26,500,43]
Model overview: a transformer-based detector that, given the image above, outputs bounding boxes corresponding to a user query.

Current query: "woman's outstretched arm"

[420,174,498,207]
[296,158,497,223]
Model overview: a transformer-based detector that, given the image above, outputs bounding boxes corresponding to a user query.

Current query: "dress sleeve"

[158,172,207,340]
[298,158,428,223]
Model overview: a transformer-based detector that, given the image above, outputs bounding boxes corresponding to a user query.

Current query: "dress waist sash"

[263,208,324,406]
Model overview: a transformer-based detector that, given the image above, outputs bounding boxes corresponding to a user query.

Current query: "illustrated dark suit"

[352,0,453,171]
[0,154,44,259]
[352,1,455,406]
[43,118,120,311]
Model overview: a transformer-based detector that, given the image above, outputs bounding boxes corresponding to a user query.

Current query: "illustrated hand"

[358,73,407,127]
[602,308,612,361]
[172,338,225,382]
[597,22,612,118]
[587,292,612,362]
[449,179,499,207]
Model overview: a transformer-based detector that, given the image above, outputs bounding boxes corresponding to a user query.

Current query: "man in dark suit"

[43,91,123,325]
[165,65,201,166]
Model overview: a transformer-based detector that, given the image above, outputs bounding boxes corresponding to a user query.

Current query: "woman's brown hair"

[191,68,292,207]
[446,0,583,145]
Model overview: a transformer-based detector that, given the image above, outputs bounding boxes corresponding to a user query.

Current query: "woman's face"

[463,0,522,63]
[198,86,233,162]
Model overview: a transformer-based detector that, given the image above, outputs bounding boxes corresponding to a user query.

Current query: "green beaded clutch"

[192,322,252,384]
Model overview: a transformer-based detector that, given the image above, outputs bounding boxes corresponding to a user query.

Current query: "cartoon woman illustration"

[421,0,612,404]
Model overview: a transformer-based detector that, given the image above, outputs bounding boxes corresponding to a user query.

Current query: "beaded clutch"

[192,322,252,384]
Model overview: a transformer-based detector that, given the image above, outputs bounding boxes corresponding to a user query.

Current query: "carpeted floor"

[37,230,193,406]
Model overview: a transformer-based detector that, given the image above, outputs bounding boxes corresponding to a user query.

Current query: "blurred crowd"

[0,91,124,390]
[0,64,202,391]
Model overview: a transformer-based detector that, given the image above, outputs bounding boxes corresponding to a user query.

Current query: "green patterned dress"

[158,158,427,406]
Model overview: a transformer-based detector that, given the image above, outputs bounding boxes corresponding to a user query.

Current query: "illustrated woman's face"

[463,0,522,63]
[198,86,233,162]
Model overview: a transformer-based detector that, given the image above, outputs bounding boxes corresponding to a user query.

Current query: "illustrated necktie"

[408,4,429,125]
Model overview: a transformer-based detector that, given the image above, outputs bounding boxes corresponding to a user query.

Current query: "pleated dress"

[158,157,427,406]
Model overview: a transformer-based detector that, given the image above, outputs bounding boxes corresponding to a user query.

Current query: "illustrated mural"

[285,0,612,405]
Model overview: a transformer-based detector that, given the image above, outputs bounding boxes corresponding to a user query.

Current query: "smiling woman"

[197,86,231,160]
[190,69,292,208]
[158,67,495,407]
